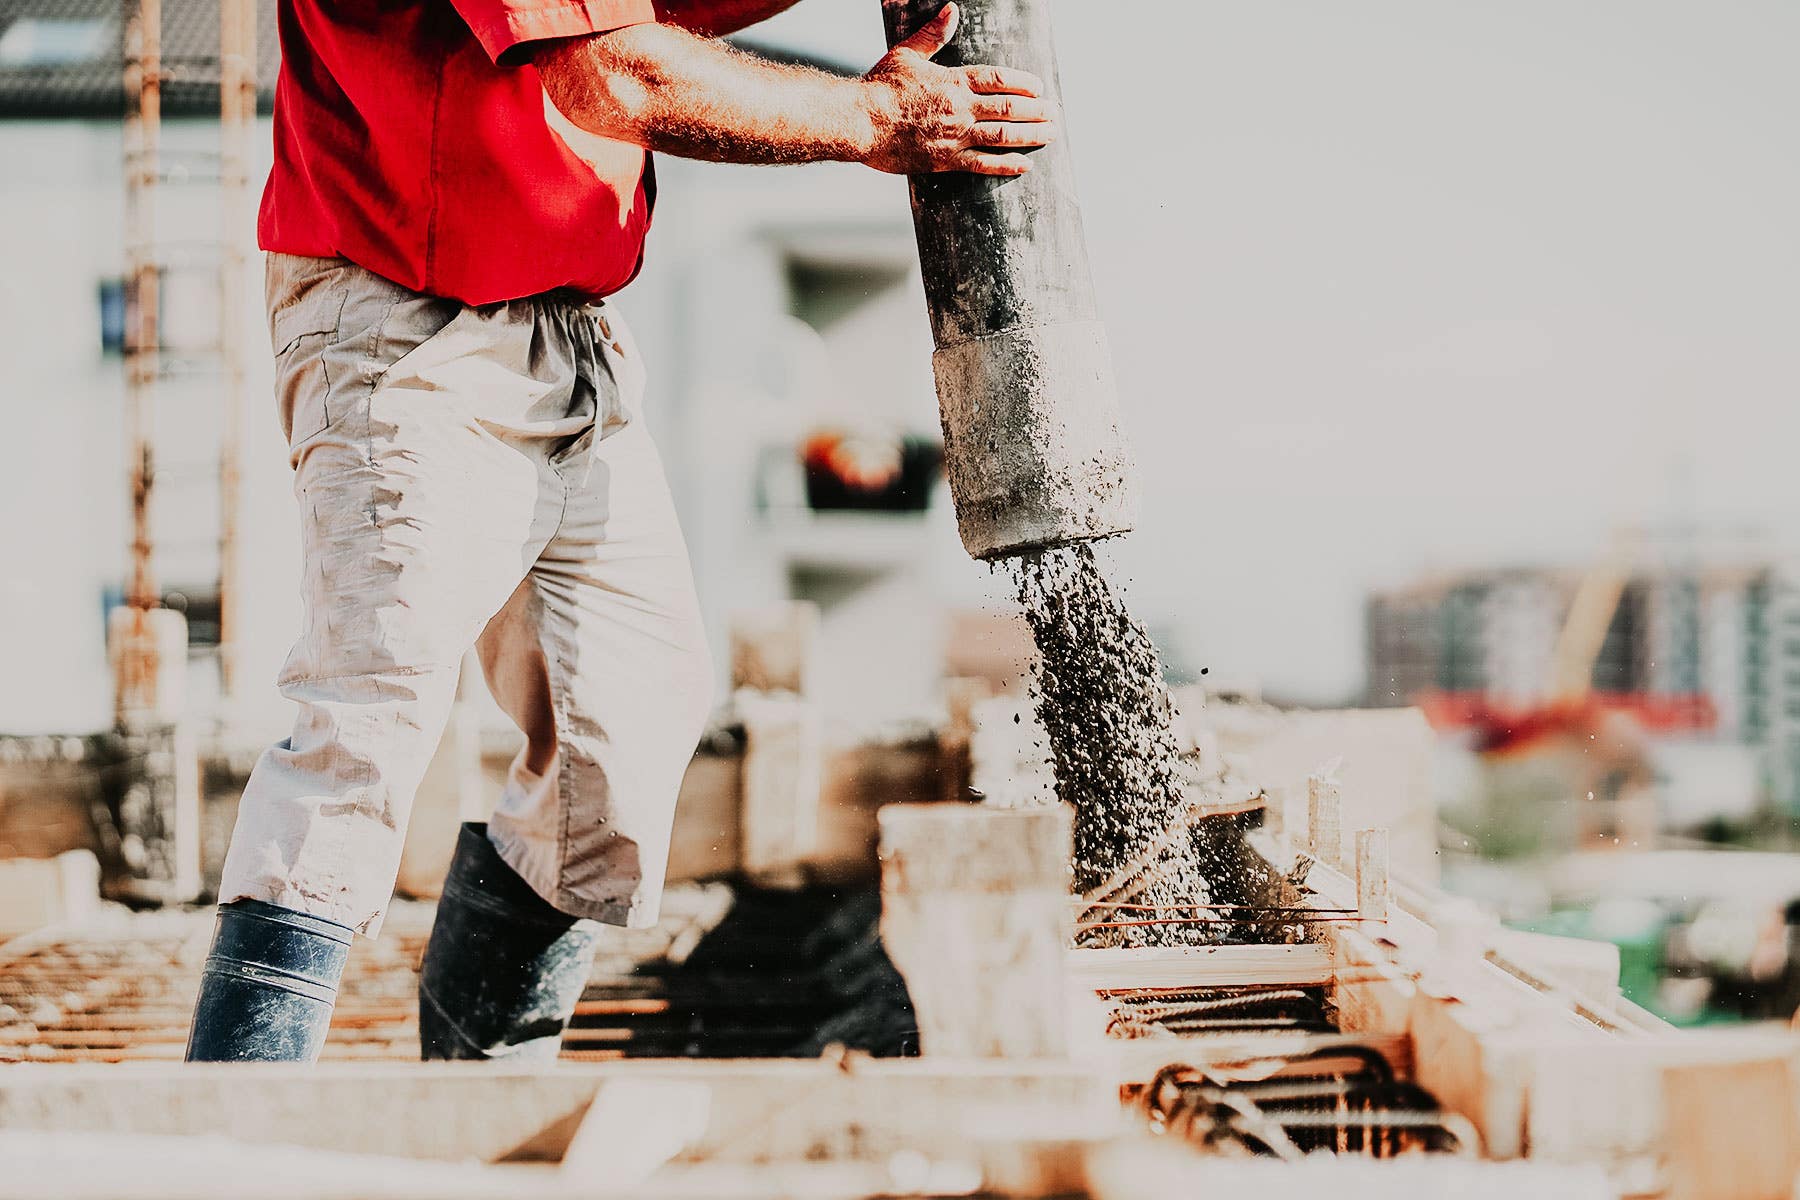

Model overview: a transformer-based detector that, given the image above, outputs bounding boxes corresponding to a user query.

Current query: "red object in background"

[800,431,943,513]
[802,431,903,493]
[260,0,669,305]
[1417,690,1718,755]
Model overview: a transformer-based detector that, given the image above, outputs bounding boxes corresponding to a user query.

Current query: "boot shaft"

[185,900,354,1063]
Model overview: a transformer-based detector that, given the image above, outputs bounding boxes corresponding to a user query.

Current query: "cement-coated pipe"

[881,0,1139,560]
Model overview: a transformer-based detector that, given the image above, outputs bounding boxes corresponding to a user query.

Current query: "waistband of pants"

[539,287,608,313]
[266,252,607,314]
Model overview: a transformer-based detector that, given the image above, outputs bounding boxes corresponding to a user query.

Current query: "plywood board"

[1088,1139,1611,1200]
[1662,1055,1800,1200]
[1067,943,1333,991]
[0,1060,1109,1167]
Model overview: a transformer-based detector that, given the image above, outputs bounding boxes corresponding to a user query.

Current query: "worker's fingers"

[963,65,1044,96]
[969,120,1056,149]
[970,94,1055,123]
[897,3,960,58]
[952,149,1034,176]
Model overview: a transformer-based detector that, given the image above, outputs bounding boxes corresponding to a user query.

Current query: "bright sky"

[749,1,1800,704]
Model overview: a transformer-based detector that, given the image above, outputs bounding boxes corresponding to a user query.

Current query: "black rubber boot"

[418,823,602,1062]
[184,899,354,1063]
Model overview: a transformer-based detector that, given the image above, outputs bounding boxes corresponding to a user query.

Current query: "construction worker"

[181,0,1056,1062]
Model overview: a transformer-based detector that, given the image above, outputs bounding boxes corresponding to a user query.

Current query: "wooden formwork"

[1042,754,1800,1200]
[0,1059,1116,1200]
[8,707,1800,1199]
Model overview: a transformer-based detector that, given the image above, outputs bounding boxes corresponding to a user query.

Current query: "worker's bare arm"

[652,0,800,37]
[533,3,1056,176]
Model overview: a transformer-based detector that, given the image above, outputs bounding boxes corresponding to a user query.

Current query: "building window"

[98,278,126,356]
[102,586,221,648]
[161,587,221,648]
[0,17,112,66]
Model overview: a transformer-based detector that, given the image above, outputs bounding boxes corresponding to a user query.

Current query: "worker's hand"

[860,3,1058,177]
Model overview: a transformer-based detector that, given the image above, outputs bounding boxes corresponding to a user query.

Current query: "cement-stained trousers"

[218,253,714,936]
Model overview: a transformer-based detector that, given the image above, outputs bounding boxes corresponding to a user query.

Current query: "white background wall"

[0,117,295,736]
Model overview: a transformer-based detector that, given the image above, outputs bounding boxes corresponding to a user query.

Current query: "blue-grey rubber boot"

[418,823,603,1062]
[184,899,354,1062]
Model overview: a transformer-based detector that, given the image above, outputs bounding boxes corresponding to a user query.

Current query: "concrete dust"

[1007,543,1224,945]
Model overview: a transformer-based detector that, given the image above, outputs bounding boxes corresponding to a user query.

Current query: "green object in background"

[1511,907,1673,1023]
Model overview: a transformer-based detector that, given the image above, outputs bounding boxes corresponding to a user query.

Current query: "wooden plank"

[736,694,822,885]
[1527,1034,1800,1172]
[0,851,101,937]
[1354,829,1389,922]
[1662,1055,1800,1200]
[1096,1030,1414,1086]
[560,1080,712,1191]
[1067,943,1332,992]
[0,1060,1108,1166]
[728,603,820,697]
[1087,1142,1612,1200]
[0,1130,555,1200]
[1324,923,1416,1036]
[1306,774,1341,867]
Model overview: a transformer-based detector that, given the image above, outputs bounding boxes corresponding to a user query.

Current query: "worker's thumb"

[898,2,959,58]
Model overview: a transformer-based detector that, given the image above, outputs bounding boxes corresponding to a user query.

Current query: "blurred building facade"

[1368,561,1800,814]
[0,0,284,735]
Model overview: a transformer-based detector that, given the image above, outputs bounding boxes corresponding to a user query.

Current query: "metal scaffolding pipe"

[216,0,255,702]
[118,0,163,723]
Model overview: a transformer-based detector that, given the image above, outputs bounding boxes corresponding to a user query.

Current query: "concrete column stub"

[878,803,1073,1057]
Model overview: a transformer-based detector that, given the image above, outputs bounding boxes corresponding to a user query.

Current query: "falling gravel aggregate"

[1007,543,1226,945]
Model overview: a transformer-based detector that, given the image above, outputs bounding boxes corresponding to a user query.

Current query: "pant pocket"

[281,287,462,455]
[276,331,339,451]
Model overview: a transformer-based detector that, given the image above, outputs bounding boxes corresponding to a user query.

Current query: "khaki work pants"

[218,254,714,936]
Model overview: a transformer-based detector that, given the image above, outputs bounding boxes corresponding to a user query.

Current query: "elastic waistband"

[265,252,607,313]
[538,287,609,314]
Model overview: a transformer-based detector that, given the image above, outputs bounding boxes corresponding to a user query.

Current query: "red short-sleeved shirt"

[258,0,666,305]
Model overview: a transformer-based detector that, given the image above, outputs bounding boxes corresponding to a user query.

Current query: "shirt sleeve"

[450,0,658,66]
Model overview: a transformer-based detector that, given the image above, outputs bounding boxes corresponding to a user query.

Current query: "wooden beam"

[736,693,822,885]
[1086,1142,1613,1200]
[0,1060,1108,1166]
[1354,828,1389,922]
[0,851,101,937]
[1526,1035,1800,1172]
[561,1079,712,1190]
[1306,773,1341,868]
[1662,1055,1800,1200]
[1067,943,1333,992]
[1097,1030,1415,1086]
[728,603,820,697]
